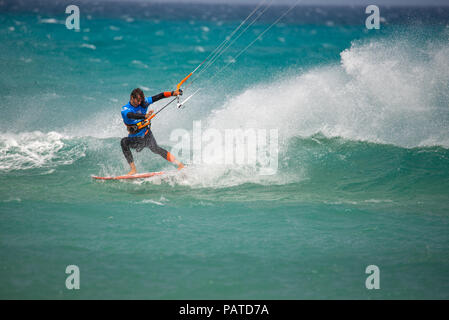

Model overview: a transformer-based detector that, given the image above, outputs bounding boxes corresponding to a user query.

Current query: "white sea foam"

[133,163,302,189]
[80,43,96,50]
[1,198,21,203]
[140,198,165,206]
[131,60,149,69]
[203,38,449,148]
[39,18,61,24]
[0,131,85,171]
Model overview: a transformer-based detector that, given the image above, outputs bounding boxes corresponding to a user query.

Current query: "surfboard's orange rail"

[92,171,165,180]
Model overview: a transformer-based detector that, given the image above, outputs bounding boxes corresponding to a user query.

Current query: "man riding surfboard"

[120,88,184,175]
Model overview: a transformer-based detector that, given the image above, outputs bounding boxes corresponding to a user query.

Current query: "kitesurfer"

[120,88,184,175]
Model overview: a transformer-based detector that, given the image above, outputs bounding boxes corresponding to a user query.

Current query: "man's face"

[130,96,142,107]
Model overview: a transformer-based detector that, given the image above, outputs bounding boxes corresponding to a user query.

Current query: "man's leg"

[121,137,144,175]
[145,131,184,170]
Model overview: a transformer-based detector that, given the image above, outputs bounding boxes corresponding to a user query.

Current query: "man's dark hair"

[130,88,145,101]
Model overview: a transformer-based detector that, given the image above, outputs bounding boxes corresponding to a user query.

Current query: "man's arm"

[151,90,182,103]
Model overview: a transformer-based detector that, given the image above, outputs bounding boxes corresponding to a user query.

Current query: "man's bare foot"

[127,162,137,175]
[173,159,184,170]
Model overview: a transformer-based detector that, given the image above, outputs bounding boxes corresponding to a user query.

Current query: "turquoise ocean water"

[1,1,449,299]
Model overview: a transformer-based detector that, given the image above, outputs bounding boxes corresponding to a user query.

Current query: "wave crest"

[0,131,85,171]
[205,37,449,148]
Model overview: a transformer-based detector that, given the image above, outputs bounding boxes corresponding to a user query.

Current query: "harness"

[125,118,151,136]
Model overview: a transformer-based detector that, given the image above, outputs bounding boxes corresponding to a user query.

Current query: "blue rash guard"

[121,97,154,138]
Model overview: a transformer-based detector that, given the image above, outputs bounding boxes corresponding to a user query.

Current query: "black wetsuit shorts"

[120,130,169,164]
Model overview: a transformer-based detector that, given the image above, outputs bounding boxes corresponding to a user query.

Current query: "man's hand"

[173,89,183,96]
[145,110,154,119]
